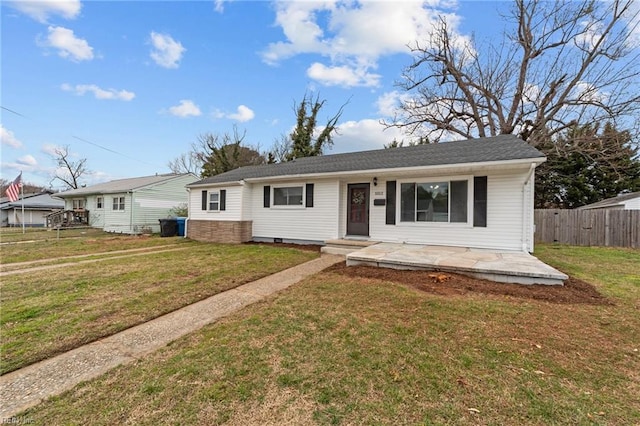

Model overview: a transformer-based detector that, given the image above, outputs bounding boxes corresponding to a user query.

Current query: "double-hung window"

[112,196,125,211]
[96,197,103,209]
[209,192,219,211]
[273,186,303,206]
[72,199,85,210]
[400,179,468,223]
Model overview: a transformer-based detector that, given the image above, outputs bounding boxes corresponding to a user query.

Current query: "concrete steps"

[321,239,378,256]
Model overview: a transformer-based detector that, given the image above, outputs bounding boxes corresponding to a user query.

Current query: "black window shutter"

[263,185,270,208]
[474,176,487,227]
[305,183,314,207]
[386,180,396,225]
[219,189,226,211]
[201,190,208,211]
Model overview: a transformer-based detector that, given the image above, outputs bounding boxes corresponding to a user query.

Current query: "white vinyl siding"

[624,196,640,210]
[252,180,339,242]
[368,168,531,251]
[189,185,245,221]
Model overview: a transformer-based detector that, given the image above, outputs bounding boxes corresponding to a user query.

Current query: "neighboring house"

[0,192,65,227]
[55,173,196,234]
[186,135,546,252]
[577,191,640,211]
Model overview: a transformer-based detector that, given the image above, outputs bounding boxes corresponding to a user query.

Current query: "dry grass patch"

[0,242,317,374]
[24,245,640,425]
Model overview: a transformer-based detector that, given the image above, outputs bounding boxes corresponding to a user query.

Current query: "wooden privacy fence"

[534,209,639,248]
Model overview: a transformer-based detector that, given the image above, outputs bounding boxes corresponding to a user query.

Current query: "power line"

[72,135,161,167]
[1,106,28,118]
[1,105,164,168]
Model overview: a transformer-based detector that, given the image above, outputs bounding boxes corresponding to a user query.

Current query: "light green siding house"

[55,173,195,234]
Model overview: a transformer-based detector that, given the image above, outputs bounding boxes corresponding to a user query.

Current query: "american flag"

[5,172,22,202]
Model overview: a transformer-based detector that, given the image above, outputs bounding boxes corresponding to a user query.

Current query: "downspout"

[522,163,536,252]
[184,187,190,238]
[130,191,134,234]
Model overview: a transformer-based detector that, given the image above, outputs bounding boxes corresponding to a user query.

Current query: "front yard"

[0,235,318,374]
[14,243,639,425]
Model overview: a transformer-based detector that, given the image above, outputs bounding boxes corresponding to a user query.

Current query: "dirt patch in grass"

[328,262,612,305]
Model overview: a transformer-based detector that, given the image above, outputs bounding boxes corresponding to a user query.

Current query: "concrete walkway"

[0,254,343,418]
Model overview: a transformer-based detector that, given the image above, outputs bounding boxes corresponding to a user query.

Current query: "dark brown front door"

[347,183,370,236]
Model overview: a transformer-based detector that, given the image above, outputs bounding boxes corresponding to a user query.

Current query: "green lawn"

[0,239,318,374]
[23,244,640,425]
[0,231,181,264]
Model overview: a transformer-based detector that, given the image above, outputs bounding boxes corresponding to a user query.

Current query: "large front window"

[273,186,303,206]
[401,180,468,223]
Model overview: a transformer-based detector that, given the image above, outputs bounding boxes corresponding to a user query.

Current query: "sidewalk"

[0,254,343,418]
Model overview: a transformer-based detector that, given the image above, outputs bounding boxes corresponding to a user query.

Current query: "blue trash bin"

[176,217,186,237]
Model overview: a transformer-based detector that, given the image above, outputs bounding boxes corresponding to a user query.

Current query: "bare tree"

[385,0,640,148]
[199,126,266,177]
[50,145,88,189]
[167,147,203,175]
[268,134,293,163]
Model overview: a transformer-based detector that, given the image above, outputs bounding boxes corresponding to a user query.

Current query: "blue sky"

[0,1,549,188]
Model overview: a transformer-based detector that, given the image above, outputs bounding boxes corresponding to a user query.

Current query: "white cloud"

[61,83,135,101]
[214,0,227,13]
[227,105,255,122]
[41,143,60,156]
[17,154,38,167]
[572,81,608,103]
[168,100,202,118]
[0,125,23,148]
[213,105,255,122]
[307,62,380,87]
[7,0,81,23]
[149,32,185,69]
[40,26,94,61]
[330,119,407,153]
[376,91,412,117]
[262,1,463,88]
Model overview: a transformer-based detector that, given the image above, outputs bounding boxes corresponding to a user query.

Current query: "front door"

[347,183,370,236]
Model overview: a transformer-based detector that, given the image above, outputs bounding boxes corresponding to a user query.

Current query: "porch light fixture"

[373,177,378,186]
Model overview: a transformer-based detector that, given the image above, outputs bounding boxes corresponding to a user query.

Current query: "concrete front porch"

[341,242,568,285]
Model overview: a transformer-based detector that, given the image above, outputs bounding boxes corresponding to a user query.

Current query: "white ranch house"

[186,135,545,253]
[55,173,195,234]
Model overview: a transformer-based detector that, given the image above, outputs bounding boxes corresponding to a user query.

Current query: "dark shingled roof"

[188,134,545,186]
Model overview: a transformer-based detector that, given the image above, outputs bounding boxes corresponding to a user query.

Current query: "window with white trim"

[96,196,103,209]
[273,186,303,206]
[112,196,125,211]
[400,180,468,223]
[72,199,85,210]
[208,191,219,211]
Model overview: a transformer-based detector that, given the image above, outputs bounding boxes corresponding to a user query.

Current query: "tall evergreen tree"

[535,123,640,208]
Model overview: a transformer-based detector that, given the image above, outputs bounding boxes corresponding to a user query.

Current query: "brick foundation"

[187,220,253,243]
